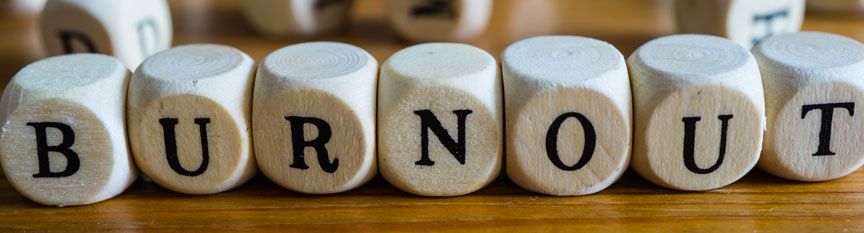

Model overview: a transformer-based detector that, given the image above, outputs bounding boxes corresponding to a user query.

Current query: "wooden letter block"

[753,32,864,181]
[242,0,352,37]
[378,43,502,196]
[253,42,378,194]
[40,0,173,69]
[384,0,492,42]
[128,44,257,194]
[628,34,766,191]
[675,0,805,48]
[0,54,136,206]
[502,36,632,196]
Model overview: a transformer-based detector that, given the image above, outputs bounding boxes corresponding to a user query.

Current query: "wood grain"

[1,0,863,231]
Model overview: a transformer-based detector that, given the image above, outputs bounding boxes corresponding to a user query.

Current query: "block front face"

[40,4,113,55]
[727,0,804,47]
[254,90,367,194]
[508,88,629,195]
[0,101,112,205]
[769,82,864,180]
[380,87,500,196]
[646,87,762,190]
[131,94,244,193]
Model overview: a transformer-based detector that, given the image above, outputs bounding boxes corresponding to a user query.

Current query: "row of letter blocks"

[4,31,864,206]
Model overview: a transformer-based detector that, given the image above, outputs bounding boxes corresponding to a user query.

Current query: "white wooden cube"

[40,0,173,69]
[502,36,632,196]
[384,0,492,42]
[753,32,864,181]
[242,0,352,37]
[127,44,257,195]
[628,34,766,191]
[675,0,805,48]
[0,54,136,206]
[253,42,378,194]
[378,43,502,196]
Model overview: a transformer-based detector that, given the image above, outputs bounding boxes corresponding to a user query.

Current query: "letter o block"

[675,0,805,48]
[753,32,864,181]
[379,43,502,196]
[253,42,378,194]
[502,36,632,196]
[40,0,173,69]
[628,34,766,191]
[0,54,136,206]
[242,0,352,37]
[384,0,492,42]
[127,44,257,195]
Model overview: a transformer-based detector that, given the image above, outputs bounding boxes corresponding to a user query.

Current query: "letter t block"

[378,43,502,196]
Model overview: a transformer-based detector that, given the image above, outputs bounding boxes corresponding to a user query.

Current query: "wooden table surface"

[2,0,864,232]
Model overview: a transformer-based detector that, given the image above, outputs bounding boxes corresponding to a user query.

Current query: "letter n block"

[378,43,502,196]
[628,34,765,191]
[127,44,257,194]
[753,32,864,181]
[253,42,378,194]
[0,54,135,206]
[384,0,492,42]
[40,0,173,69]
[675,0,805,48]
[502,36,632,196]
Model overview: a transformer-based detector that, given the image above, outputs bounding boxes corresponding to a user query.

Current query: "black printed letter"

[682,115,733,174]
[28,122,79,178]
[801,102,855,156]
[159,118,210,176]
[285,116,339,173]
[545,112,597,171]
[413,109,472,166]
[58,30,97,54]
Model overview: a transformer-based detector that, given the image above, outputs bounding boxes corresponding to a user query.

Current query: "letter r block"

[675,0,805,48]
[40,0,173,69]
[253,42,378,194]
[127,44,257,195]
[0,54,135,206]
[753,32,864,181]
[628,34,766,191]
[502,36,632,196]
[378,43,502,196]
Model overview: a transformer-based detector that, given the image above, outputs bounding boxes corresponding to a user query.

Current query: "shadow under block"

[378,43,502,196]
[253,42,378,194]
[752,32,864,181]
[40,0,172,69]
[127,44,257,195]
[502,36,632,196]
[242,0,352,37]
[675,0,804,48]
[0,54,136,206]
[628,34,766,191]
[384,0,492,42]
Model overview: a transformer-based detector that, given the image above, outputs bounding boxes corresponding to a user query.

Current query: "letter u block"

[242,0,352,37]
[378,43,502,196]
[40,0,172,69]
[753,32,864,181]
[628,34,766,191]
[502,36,632,196]
[127,44,257,195]
[253,42,378,194]
[384,0,492,42]
[675,0,805,48]
[0,54,135,206]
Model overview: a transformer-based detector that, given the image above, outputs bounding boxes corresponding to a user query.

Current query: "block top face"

[140,44,248,81]
[630,34,753,82]
[384,43,495,80]
[261,42,372,80]
[752,31,864,76]
[502,35,624,82]
[14,54,125,90]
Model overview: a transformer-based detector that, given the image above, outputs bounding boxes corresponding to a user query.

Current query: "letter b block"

[253,42,378,194]
[753,32,864,181]
[379,43,502,196]
[628,34,766,191]
[0,54,136,206]
[675,0,805,48]
[502,36,632,196]
[128,44,257,194]
[40,0,173,69]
